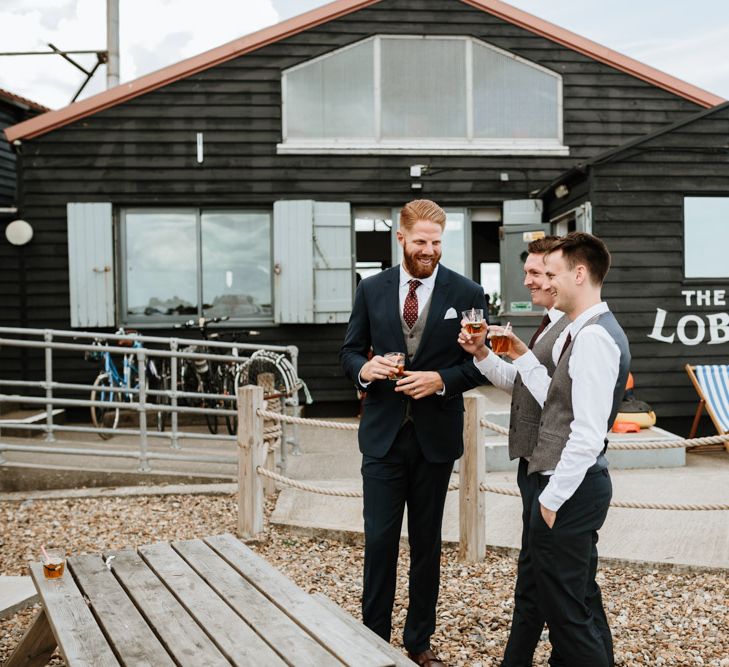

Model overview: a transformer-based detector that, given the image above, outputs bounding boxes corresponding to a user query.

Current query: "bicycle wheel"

[90,373,120,439]
[222,365,237,435]
[202,369,219,435]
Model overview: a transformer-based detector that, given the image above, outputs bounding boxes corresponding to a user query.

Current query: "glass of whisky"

[383,352,406,380]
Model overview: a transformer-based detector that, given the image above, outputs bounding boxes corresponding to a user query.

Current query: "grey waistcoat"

[399,294,433,421]
[528,310,631,475]
[508,314,569,460]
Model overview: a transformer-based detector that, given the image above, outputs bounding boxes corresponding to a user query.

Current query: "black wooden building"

[2,0,725,418]
[540,100,729,426]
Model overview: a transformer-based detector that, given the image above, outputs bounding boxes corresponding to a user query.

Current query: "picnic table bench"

[5,532,411,667]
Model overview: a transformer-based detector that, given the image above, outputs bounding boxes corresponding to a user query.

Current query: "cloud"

[0,0,279,109]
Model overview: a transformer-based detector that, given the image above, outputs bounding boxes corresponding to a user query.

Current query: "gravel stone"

[1,492,727,665]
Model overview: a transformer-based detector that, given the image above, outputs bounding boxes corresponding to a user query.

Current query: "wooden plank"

[312,594,413,667]
[205,534,394,667]
[27,561,119,667]
[138,541,286,667]
[68,554,176,667]
[107,549,231,667]
[4,608,57,667]
[172,539,342,666]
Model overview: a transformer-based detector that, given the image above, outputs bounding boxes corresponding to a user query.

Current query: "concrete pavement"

[270,392,729,571]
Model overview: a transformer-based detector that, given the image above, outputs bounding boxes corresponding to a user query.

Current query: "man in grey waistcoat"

[487,232,629,667]
[459,235,570,666]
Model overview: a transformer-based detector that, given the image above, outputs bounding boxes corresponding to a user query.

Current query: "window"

[281,35,564,154]
[121,209,272,323]
[684,197,729,278]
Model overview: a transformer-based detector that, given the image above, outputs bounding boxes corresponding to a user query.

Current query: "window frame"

[279,34,567,156]
[683,195,729,281]
[119,207,275,327]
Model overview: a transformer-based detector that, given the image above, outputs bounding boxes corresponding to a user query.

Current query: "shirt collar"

[568,301,609,336]
[400,263,439,289]
[547,307,564,323]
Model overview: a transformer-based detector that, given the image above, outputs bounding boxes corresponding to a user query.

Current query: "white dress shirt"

[358,264,441,389]
[513,302,621,511]
[473,307,563,393]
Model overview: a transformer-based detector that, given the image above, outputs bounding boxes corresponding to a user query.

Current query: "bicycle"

[174,316,230,435]
[86,329,161,439]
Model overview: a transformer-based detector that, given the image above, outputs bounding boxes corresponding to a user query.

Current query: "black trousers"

[529,467,614,667]
[361,421,453,653]
[501,458,548,667]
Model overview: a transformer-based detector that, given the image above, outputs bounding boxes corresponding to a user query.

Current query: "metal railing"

[0,327,303,473]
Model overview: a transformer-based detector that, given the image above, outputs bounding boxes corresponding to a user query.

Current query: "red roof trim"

[0,87,50,113]
[4,0,724,143]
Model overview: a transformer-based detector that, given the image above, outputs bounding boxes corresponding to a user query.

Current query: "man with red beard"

[341,199,487,666]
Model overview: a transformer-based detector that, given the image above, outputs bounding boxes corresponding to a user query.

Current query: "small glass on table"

[41,545,66,579]
[383,352,406,381]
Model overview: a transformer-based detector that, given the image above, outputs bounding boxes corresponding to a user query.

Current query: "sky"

[1,0,728,110]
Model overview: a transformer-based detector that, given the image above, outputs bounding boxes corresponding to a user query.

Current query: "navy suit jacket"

[340,264,487,463]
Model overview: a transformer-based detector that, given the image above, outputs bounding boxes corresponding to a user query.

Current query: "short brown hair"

[527,235,560,255]
[547,231,611,285]
[399,199,446,231]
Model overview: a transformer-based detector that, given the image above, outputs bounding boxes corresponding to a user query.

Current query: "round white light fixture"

[5,219,33,246]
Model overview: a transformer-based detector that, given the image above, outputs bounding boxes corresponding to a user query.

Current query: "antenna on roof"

[107,0,120,88]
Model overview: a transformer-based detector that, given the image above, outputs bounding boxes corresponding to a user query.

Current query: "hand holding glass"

[489,322,512,355]
[383,352,406,380]
[461,308,485,335]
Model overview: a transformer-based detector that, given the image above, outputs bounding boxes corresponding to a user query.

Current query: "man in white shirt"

[485,232,629,667]
[459,235,568,666]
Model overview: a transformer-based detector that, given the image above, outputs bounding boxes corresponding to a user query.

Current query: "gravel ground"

[1,492,727,666]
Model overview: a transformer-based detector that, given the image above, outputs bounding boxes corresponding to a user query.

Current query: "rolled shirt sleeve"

[473,352,518,394]
[538,326,621,511]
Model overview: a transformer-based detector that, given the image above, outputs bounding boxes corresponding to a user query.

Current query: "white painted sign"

[648,290,729,346]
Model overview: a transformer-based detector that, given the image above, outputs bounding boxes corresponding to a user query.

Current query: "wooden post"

[459,392,487,562]
[257,372,278,497]
[237,384,266,539]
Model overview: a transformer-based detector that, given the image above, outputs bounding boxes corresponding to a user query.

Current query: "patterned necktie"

[528,313,552,350]
[403,279,421,329]
[558,331,573,362]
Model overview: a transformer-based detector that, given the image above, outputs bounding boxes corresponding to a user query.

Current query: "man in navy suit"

[340,199,487,667]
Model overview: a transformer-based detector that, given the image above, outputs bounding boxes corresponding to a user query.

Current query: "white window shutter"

[273,200,314,323]
[67,203,115,328]
[313,202,353,323]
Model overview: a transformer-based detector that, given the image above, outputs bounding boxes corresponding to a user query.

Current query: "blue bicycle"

[88,329,161,439]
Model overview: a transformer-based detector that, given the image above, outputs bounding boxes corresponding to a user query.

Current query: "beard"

[403,242,442,279]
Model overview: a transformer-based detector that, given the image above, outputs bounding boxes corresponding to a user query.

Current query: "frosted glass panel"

[286,40,374,139]
[381,38,466,138]
[473,42,559,139]
[684,197,729,278]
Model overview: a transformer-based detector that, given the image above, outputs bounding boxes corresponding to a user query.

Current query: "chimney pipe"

[106,0,120,88]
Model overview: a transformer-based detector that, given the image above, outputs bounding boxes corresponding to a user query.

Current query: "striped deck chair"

[686,364,729,451]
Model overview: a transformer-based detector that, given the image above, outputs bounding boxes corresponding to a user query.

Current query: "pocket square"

[444,307,458,320]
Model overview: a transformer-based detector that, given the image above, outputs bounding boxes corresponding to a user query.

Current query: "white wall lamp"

[554,184,569,199]
[5,219,34,246]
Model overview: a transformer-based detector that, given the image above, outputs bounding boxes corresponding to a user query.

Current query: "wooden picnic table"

[5,533,411,667]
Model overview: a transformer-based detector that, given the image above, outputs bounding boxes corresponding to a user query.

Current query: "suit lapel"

[385,267,408,353]
[412,265,452,364]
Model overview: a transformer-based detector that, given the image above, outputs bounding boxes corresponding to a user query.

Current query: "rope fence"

[249,406,728,511]
[480,417,729,450]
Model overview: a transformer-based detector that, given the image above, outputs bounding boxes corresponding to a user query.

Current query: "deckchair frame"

[685,363,729,452]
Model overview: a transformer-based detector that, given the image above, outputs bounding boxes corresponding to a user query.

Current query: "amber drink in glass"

[462,309,485,335]
[42,548,65,579]
[384,352,406,380]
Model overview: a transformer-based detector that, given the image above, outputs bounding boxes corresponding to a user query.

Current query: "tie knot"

[408,279,421,293]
